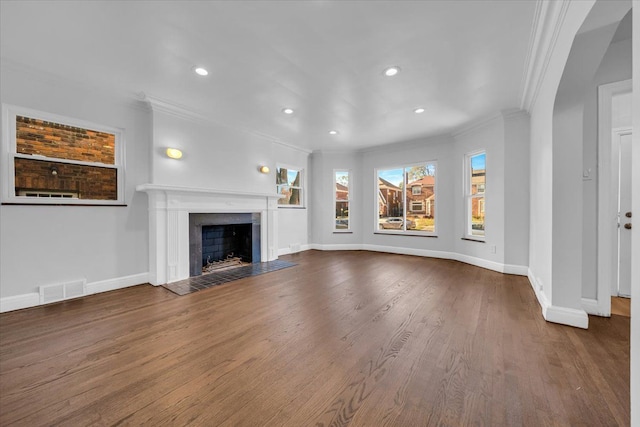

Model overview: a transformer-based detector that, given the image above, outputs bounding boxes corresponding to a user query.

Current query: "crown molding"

[141,93,312,155]
[451,112,503,138]
[519,0,571,112]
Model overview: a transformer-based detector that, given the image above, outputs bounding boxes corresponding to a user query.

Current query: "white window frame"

[276,163,305,208]
[333,169,351,232]
[411,186,421,195]
[410,200,423,212]
[374,160,437,236]
[1,104,125,205]
[464,150,486,241]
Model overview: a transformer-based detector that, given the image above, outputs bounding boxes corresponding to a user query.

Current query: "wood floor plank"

[0,250,630,426]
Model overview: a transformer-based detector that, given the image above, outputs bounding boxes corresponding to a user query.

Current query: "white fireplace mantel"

[137,183,283,285]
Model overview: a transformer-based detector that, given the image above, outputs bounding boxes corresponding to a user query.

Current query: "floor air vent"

[40,279,87,304]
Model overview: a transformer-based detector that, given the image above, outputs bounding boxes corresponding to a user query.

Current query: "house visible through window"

[377,162,436,234]
[276,165,304,207]
[2,105,124,205]
[334,170,350,231]
[465,151,486,239]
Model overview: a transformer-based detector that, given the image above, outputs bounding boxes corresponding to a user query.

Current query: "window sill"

[277,206,306,209]
[374,231,438,238]
[2,202,127,207]
[461,237,485,243]
[333,230,353,234]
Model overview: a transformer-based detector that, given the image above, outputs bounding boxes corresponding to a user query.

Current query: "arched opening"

[550,0,631,324]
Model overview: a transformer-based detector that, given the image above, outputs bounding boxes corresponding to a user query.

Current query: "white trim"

[452,112,502,138]
[527,268,589,329]
[143,93,312,154]
[276,163,305,208]
[581,298,605,316]
[519,0,571,111]
[303,243,527,276]
[333,169,351,231]
[544,305,589,329]
[597,79,632,318]
[375,161,438,236]
[278,244,311,256]
[0,272,150,313]
[1,104,125,205]
[0,293,40,313]
[464,150,487,241]
[136,183,283,201]
[86,272,150,294]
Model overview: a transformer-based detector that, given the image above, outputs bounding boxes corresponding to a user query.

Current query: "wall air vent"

[39,279,87,304]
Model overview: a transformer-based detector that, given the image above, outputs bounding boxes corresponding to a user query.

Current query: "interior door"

[617,130,632,297]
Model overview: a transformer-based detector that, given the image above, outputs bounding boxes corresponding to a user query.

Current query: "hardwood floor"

[0,251,630,426]
[612,296,631,317]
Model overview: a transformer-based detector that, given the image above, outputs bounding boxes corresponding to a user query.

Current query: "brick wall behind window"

[14,158,117,200]
[16,116,115,164]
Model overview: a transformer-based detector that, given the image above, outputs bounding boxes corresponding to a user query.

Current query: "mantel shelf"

[136,183,284,200]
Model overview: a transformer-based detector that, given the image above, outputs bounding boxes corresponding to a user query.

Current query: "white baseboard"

[86,272,150,295]
[278,244,311,256]
[581,297,610,317]
[526,268,589,329]
[302,243,528,277]
[545,305,589,329]
[1,272,150,313]
[0,292,40,313]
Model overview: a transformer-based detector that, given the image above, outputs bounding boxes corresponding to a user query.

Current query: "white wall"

[148,107,310,255]
[309,112,530,274]
[528,0,595,316]
[361,136,456,254]
[309,151,363,247]
[503,111,531,267]
[453,116,506,264]
[581,37,632,299]
[0,61,150,304]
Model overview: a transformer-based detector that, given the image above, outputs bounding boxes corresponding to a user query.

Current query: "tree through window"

[377,162,436,234]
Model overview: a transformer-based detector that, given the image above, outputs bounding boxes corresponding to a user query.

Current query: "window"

[377,162,436,234]
[2,105,124,205]
[276,165,304,207]
[334,170,350,231]
[465,151,486,239]
[410,201,423,212]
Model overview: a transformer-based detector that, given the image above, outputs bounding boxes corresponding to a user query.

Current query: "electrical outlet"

[490,245,496,254]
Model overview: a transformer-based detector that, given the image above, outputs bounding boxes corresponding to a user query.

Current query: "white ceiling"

[0,0,537,151]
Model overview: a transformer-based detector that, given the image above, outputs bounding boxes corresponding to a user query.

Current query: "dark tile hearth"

[161,260,296,296]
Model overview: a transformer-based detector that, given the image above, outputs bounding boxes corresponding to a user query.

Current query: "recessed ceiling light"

[194,67,208,76]
[383,66,400,77]
[414,108,425,114]
[329,130,339,135]
[282,108,294,114]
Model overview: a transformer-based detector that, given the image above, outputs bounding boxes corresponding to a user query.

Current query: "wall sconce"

[166,148,183,159]
[50,166,58,176]
[259,165,270,174]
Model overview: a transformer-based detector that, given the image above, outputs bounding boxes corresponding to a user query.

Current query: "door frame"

[611,127,633,297]
[597,79,632,316]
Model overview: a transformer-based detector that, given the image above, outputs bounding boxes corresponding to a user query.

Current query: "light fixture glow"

[414,108,425,114]
[383,66,400,77]
[194,67,209,76]
[259,165,270,174]
[328,130,339,135]
[166,148,183,159]
[282,108,294,114]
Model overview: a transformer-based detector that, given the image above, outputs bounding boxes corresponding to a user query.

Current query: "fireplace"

[136,184,282,285]
[189,213,260,277]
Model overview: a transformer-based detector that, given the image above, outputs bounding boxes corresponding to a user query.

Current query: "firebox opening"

[189,212,261,278]
[201,224,252,272]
